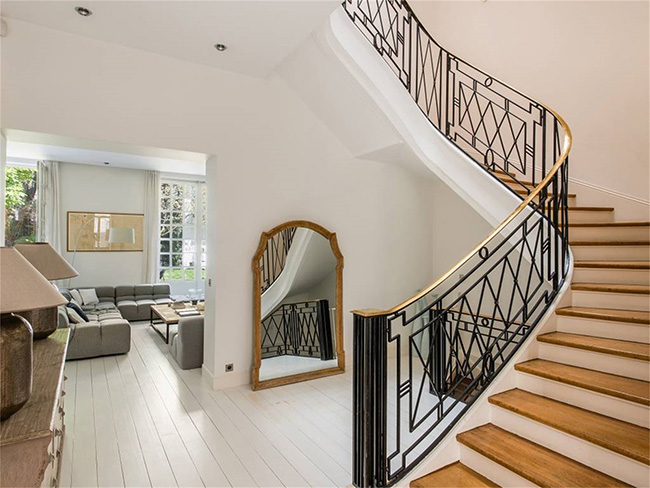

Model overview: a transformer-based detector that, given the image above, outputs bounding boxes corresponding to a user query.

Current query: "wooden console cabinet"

[1,329,69,487]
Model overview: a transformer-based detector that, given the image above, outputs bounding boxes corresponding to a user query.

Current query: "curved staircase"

[411,174,650,487]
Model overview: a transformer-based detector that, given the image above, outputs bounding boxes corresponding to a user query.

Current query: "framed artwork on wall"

[66,211,144,252]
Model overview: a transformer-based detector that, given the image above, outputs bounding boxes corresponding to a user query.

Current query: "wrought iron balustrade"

[343,0,572,486]
[261,299,336,361]
[260,228,297,293]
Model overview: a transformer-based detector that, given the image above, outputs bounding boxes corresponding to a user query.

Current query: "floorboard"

[61,322,354,487]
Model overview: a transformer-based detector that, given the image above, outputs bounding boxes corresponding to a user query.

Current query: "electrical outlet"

[225,363,234,373]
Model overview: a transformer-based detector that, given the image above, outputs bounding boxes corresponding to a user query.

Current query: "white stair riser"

[573,267,650,285]
[566,210,614,224]
[491,407,647,487]
[538,342,649,381]
[571,245,650,261]
[556,315,650,343]
[571,290,650,312]
[570,226,650,242]
[516,373,650,428]
[459,444,536,488]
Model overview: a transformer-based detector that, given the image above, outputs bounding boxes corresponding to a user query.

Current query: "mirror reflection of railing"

[260,228,296,293]
[343,1,572,486]
[261,299,336,361]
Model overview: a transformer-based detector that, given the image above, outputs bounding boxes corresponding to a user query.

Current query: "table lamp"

[14,243,78,339]
[0,247,67,420]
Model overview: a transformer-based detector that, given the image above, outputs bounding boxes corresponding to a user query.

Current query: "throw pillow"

[66,307,86,324]
[66,302,89,322]
[69,289,83,304]
[79,288,99,305]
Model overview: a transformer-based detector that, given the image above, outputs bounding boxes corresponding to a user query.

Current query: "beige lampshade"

[108,227,135,244]
[14,242,78,280]
[0,247,68,313]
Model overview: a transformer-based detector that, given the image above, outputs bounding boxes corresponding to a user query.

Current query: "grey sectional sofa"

[58,284,171,360]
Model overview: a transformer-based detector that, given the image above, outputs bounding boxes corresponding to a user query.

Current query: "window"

[159,179,206,294]
[4,162,38,246]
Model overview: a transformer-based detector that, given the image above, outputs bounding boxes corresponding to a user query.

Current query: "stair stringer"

[319,8,522,228]
[395,256,575,487]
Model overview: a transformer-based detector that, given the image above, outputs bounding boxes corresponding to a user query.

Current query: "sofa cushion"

[115,285,135,302]
[117,300,138,318]
[155,297,172,305]
[134,284,154,300]
[153,283,171,299]
[95,286,116,303]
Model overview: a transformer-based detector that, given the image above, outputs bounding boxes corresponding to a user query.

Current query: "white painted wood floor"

[59,322,353,488]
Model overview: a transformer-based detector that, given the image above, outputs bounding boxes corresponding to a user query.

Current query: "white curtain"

[143,170,161,283]
[37,161,62,252]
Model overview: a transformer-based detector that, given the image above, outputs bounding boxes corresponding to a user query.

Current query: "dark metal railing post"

[353,313,388,488]
[430,306,447,396]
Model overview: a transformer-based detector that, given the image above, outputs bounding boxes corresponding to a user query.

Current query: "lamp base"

[19,307,58,340]
[0,314,33,421]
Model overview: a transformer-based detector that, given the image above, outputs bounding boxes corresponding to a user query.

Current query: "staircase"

[411,173,650,487]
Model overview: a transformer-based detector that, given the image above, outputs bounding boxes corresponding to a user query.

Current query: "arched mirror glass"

[252,221,344,390]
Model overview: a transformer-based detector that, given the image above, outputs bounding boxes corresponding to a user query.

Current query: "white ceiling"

[5,129,209,175]
[0,1,340,77]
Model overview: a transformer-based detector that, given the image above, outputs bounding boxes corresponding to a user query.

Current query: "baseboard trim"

[201,364,214,385]
[212,369,251,390]
[569,177,650,207]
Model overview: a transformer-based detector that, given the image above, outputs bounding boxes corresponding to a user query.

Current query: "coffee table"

[150,304,205,344]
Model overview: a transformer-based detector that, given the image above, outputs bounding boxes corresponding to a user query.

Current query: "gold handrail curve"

[353,103,572,318]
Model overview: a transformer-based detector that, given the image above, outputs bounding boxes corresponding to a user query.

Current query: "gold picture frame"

[66,211,144,252]
[251,220,345,390]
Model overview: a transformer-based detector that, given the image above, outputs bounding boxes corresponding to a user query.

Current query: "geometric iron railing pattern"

[261,299,336,361]
[259,227,297,293]
[343,1,572,486]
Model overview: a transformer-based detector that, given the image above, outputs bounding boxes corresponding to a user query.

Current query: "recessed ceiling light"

[75,6,93,17]
[214,43,228,52]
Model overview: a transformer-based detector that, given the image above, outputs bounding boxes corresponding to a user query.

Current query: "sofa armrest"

[173,316,204,369]
[58,305,70,329]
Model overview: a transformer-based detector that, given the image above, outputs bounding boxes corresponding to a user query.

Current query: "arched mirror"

[252,220,344,390]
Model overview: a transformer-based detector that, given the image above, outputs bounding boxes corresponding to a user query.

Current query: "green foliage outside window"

[4,166,38,246]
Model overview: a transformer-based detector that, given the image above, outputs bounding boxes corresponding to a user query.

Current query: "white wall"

[59,162,146,287]
[411,0,650,216]
[1,17,437,385]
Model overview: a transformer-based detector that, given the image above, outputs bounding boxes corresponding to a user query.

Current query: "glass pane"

[162,269,171,280]
[172,254,182,266]
[173,198,183,212]
[172,240,183,253]
[183,226,195,240]
[201,268,206,280]
[172,226,183,238]
[171,268,183,280]
[182,253,194,267]
[161,212,170,224]
[161,198,171,211]
[160,254,170,267]
[184,268,195,281]
[161,183,171,197]
[160,241,170,253]
[160,225,170,238]
[172,184,182,199]
[183,239,195,253]
[4,166,38,246]
[172,212,183,224]
[183,213,196,225]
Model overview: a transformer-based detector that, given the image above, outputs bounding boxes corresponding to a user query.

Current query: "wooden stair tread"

[556,306,650,325]
[515,359,650,406]
[574,260,650,270]
[537,332,650,361]
[569,221,650,227]
[515,189,576,198]
[570,240,650,246]
[571,283,650,294]
[567,206,615,212]
[489,389,650,465]
[410,461,499,488]
[457,424,629,487]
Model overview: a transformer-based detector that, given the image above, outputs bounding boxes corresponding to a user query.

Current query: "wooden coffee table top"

[150,304,204,324]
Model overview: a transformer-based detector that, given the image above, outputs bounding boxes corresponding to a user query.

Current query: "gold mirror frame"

[252,220,345,390]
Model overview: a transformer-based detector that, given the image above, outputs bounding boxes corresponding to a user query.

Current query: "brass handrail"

[352,108,572,318]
